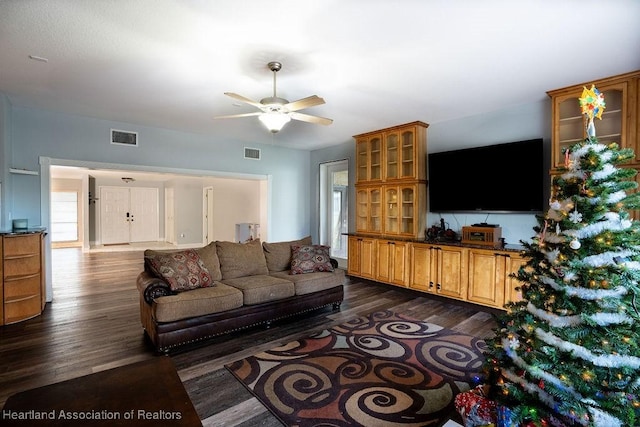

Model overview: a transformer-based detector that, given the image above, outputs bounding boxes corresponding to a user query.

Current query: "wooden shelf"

[9,168,39,176]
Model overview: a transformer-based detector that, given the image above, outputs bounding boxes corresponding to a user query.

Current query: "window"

[51,191,79,242]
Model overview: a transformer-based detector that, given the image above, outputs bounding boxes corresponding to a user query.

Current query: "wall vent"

[244,147,261,160]
[111,129,138,146]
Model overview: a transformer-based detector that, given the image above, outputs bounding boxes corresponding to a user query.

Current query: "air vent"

[244,147,261,160]
[111,129,138,146]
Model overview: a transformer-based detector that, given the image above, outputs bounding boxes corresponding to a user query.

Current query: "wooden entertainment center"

[349,70,640,310]
[349,121,525,310]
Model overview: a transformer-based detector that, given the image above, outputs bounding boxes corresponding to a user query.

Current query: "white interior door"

[130,187,159,242]
[100,186,130,244]
[100,186,159,244]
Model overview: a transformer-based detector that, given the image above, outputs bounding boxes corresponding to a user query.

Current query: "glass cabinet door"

[384,187,398,234]
[400,129,415,179]
[356,187,382,233]
[370,188,381,233]
[400,186,415,235]
[356,188,368,232]
[385,133,398,180]
[370,136,382,181]
[356,139,369,183]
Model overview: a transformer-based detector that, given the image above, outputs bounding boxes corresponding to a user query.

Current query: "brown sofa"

[136,237,345,353]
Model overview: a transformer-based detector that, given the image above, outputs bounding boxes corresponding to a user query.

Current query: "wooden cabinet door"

[347,236,361,276]
[376,240,408,287]
[434,246,467,300]
[359,238,376,279]
[384,123,426,181]
[467,249,506,308]
[382,184,424,238]
[505,252,527,305]
[348,236,376,280]
[409,243,434,292]
[356,187,381,234]
[355,134,383,183]
[376,240,392,283]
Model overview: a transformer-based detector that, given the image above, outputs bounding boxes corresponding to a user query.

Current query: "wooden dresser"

[1,230,46,325]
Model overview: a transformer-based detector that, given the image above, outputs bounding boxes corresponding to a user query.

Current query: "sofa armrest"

[136,271,173,305]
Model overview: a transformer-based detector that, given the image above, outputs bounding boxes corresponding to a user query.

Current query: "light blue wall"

[9,99,552,246]
[10,106,311,241]
[310,99,552,246]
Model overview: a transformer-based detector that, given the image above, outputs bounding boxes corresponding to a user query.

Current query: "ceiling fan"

[215,61,333,133]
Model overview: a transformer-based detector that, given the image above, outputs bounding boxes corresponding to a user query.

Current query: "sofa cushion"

[262,236,312,272]
[290,244,335,275]
[270,268,346,296]
[151,282,243,323]
[216,239,269,279]
[195,241,223,280]
[221,275,294,305]
[145,249,214,292]
[144,243,222,281]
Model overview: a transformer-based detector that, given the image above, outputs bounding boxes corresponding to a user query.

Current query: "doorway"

[319,160,348,266]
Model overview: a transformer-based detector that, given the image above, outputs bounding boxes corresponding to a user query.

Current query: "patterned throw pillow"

[290,245,334,275]
[146,249,214,292]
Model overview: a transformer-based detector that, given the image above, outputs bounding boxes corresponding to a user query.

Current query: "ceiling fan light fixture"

[259,112,291,133]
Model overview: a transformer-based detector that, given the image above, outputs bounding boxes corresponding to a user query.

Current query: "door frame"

[319,159,349,267]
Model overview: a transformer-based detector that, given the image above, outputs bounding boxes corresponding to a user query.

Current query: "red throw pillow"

[147,249,214,292]
[290,245,334,275]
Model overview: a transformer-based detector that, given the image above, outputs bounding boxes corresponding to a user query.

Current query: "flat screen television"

[427,138,544,213]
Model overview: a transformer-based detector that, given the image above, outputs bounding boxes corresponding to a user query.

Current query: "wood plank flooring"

[0,248,499,426]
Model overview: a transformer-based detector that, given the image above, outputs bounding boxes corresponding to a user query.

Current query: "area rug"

[225,310,487,426]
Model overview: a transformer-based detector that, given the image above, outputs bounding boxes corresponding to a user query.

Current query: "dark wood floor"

[0,248,499,426]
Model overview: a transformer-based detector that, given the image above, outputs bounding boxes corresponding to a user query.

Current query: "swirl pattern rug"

[225,310,487,426]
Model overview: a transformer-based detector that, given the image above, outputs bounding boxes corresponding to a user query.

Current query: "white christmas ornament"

[570,239,581,250]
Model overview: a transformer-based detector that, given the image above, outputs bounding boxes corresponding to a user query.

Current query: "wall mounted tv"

[428,138,544,213]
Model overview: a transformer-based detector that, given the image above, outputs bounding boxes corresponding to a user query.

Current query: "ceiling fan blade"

[223,92,264,109]
[214,112,262,119]
[284,95,325,112]
[290,112,333,126]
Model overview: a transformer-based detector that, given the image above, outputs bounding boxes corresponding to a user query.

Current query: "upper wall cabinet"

[547,70,640,170]
[355,122,428,184]
[354,122,428,238]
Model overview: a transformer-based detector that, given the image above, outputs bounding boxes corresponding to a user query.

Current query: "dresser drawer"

[3,254,40,278]
[3,234,40,257]
[4,293,41,324]
[3,274,41,299]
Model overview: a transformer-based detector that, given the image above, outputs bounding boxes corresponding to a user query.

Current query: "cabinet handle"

[429,282,433,288]
[437,283,441,290]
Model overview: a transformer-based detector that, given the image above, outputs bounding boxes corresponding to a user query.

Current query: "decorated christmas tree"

[482,86,640,426]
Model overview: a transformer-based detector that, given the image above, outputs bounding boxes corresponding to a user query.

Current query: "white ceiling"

[1,0,639,151]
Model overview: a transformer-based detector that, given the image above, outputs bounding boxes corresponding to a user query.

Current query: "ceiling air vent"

[111,129,138,147]
[244,147,261,160]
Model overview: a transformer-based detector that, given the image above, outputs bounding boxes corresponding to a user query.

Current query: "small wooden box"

[461,226,502,247]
